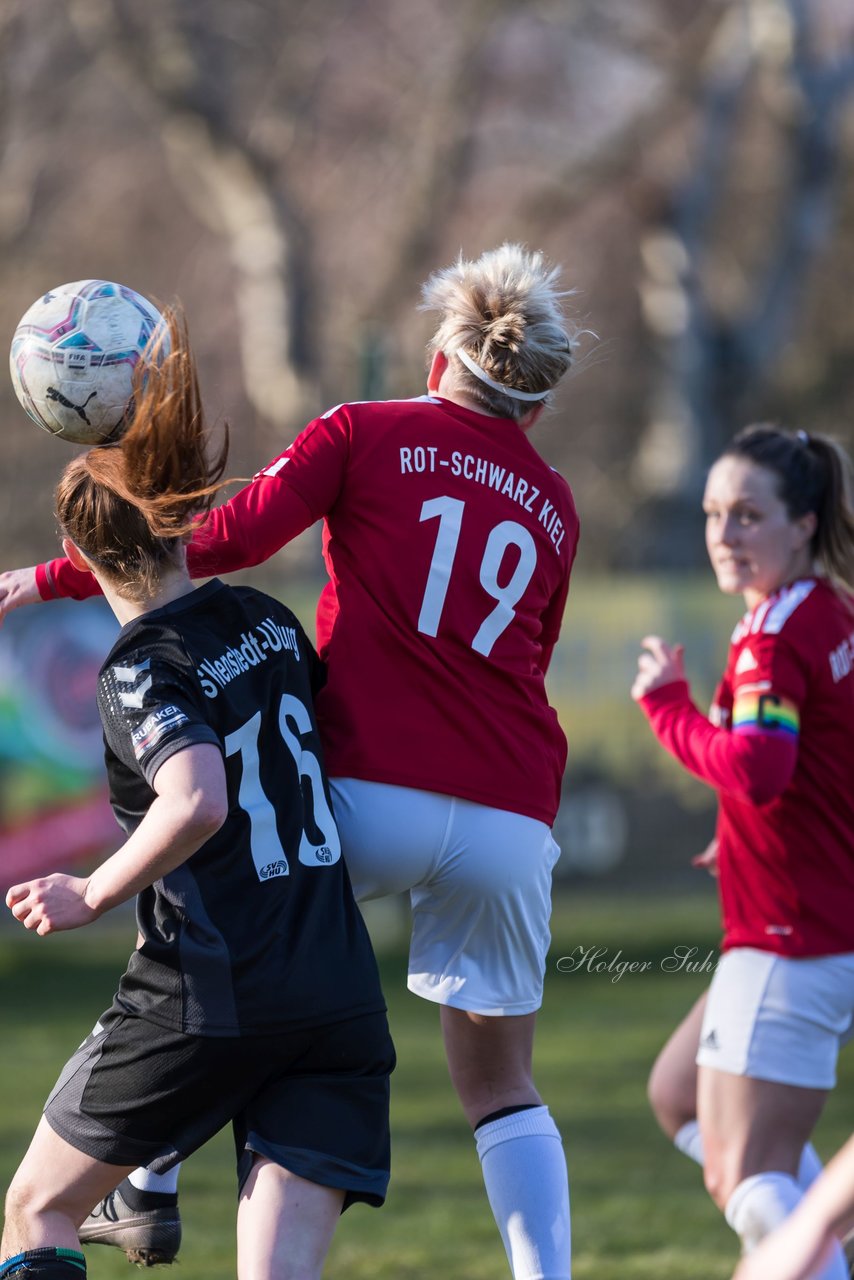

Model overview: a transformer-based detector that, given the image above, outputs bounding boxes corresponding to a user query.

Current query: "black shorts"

[44,1001,394,1209]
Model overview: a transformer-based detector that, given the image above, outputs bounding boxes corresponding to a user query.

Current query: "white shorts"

[329,779,561,1016]
[696,947,854,1089]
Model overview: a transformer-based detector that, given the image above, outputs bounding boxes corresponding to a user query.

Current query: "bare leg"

[697,1067,828,1209]
[650,997,827,1203]
[696,1070,850,1280]
[698,1066,847,1277]
[647,992,707,1139]
[236,1156,344,1280]
[2,1116,135,1256]
[441,1006,570,1280]
[441,1006,540,1123]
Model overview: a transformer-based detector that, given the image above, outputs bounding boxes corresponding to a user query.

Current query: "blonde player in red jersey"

[0,245,579,1280]
[632,424,854,1278]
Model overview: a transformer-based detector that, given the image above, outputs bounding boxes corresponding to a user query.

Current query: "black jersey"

[96,578,385,1036]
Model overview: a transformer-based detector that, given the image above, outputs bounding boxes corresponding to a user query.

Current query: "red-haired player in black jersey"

[632,425,854,1278]
[0,245,582,1280]
[0,310,393,1280]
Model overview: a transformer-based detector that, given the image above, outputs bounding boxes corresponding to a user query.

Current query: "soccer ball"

[9,280,163,445]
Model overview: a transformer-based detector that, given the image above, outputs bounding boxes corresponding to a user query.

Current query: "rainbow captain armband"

[732,690,800,737]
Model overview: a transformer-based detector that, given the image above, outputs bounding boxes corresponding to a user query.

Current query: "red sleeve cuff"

[35,557,102,601]
[638,679,691,717]
[35,562,57,600]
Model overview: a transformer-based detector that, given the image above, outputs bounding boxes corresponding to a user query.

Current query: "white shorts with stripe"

[696,947,854,1088]
[330,778,561,1016]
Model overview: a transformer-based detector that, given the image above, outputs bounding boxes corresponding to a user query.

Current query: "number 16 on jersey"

[225,694,341,882]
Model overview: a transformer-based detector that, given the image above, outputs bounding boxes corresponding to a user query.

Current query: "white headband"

[453,348,550,403]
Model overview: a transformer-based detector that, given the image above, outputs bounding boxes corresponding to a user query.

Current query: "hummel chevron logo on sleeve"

[112,660,153,710]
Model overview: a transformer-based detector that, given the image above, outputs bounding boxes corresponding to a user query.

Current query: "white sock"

[673,1121,823,1191]
[673,1119,704,1166]
[475,1105,571,1280]
[128,1164,182,1195]
[725,1172,848,1279]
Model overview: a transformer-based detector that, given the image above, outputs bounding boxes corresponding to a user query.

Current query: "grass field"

[1,889,851,1279]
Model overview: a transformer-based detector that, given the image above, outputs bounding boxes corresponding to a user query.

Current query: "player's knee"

[646,1059,689,1139]
[4,1168,78,1229]
[4,1173,41,1233]
[702,1153,738,1211]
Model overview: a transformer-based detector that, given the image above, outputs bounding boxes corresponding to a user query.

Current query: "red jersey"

[640,579,854,956]
[38,396,578,824]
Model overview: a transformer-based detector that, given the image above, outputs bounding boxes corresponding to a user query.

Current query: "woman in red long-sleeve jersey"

[632,424,854,1278]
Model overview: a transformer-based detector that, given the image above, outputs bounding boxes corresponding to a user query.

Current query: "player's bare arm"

[6,743,227,935]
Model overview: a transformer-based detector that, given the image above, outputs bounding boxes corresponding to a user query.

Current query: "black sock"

[116,1178,178,1210]
[474,1103,540,1132]
[0,1247,86,1278]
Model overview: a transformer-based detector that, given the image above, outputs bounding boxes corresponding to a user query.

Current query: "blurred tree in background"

[1,0,853,573]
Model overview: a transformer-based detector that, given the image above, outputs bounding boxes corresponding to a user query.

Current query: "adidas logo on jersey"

[734,647,758,675]
[700,1028,719,1052]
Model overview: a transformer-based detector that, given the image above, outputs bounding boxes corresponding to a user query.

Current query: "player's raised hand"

[6,873,98,934]
[631,635,686,701]
[0,566,40,625]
